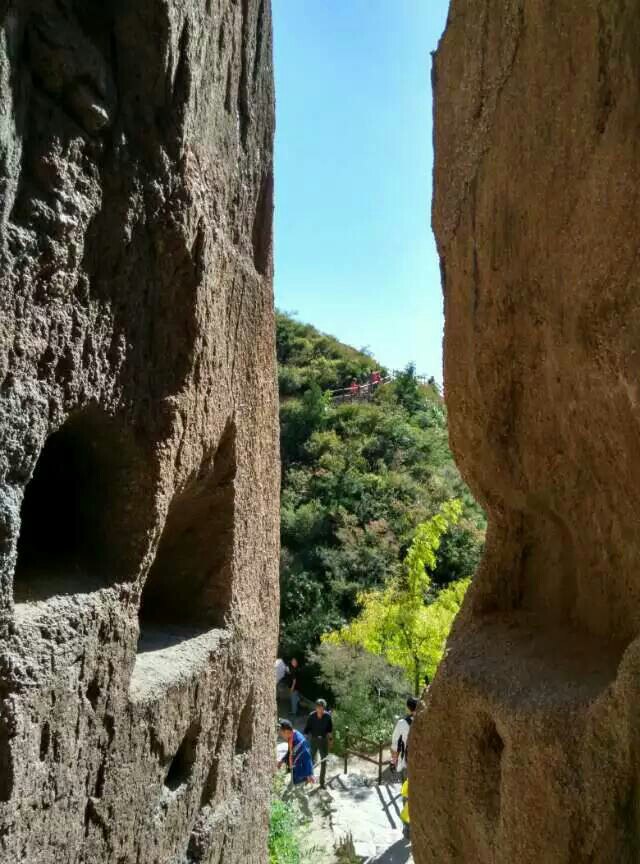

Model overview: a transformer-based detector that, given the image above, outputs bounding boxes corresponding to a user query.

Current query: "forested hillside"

[277,312,485,659]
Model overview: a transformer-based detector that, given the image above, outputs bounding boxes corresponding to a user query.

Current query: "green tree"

[276,312,485,661]
[310,642,411,747]
[323,501,469,694]
[391,363,423,414]
[280,383,330,464]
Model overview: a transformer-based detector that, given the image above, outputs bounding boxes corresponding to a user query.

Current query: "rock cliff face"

[0,1,278,862]
[413,2,640,862]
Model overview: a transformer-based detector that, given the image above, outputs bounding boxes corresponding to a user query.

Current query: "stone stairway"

[299,756,413,863]
[276,695,412,862]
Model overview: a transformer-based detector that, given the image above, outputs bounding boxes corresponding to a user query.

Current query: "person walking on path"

[391,697,418,780]
[278,720,315,786]
[287,657,301,715]
[400,778,411,839]
[275,658,288,687]
[277,719,315,821]
[304,698,333,788]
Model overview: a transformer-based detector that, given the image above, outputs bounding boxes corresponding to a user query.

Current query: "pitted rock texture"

[0,1,278,862]
[412,2,640,863]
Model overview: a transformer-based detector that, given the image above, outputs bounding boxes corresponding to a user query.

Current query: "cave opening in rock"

[14,408,147,603]
[165,720,201,793]
[134,419,237,661]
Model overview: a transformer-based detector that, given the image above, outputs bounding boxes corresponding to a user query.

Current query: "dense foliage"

[277,312,485,662]
[277,313,380,399]
[324,501,470,695]
[309,642,411,748]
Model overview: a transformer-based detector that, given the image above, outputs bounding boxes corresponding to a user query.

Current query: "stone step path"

[297,756,413,863]
[276,697,412,861]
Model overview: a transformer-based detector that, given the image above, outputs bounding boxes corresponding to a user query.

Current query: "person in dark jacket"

[304,699,333,788]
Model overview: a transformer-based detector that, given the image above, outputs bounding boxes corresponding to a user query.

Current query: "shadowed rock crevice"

[470,716,503,830]
[0,720,14,803]
[200,754,220,807]
[14,407,154,603]
[39,722,50,761]
[235,688,254,755]
[252,168,273,276]
[138,418,237,636]
[129,420,238,699]
[165,720,201,793]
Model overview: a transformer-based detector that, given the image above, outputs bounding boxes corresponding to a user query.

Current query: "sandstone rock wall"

[0,1,278,862]
[413,2,640,862]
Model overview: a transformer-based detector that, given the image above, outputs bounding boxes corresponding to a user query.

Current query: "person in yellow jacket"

[400,778,410,839]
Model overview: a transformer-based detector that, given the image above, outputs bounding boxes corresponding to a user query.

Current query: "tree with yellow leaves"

[323,500,469,695]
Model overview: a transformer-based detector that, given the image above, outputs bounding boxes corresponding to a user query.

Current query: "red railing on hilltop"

[329,371,439,404]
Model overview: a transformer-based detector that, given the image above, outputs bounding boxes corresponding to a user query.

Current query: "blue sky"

[272,1,450,379]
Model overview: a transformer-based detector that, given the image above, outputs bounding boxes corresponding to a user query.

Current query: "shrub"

[269,774,307,864]
[310,642,410,750]
[268,796,301,864]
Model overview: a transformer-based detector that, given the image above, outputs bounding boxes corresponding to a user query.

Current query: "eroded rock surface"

[413,2,640,862]
[0,1,278,862]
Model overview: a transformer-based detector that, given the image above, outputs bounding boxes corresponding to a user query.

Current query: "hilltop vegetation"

[277,313,378,399]
[276,312,485,660]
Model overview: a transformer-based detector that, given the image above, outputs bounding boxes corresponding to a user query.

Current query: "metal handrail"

[330,375,393,398]
[329,371,439,404]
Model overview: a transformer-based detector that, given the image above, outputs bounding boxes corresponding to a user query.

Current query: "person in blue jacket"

[278,719,314,785]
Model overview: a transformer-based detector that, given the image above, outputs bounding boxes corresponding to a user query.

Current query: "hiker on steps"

[391,697,418,781]
[400,778,411,840]
[304,698,333,789]
[277,719,314,786]
[277,719,315,822]
[275,657,288,688]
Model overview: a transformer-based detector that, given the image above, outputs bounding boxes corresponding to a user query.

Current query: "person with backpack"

[391,697,418,780]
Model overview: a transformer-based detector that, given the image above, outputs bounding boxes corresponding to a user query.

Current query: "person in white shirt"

[391,697,418,780]
[275,658,288,686]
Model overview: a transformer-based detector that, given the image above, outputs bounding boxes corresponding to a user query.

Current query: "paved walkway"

[317,766,411,861]
[280,752,413,863]
[277,694,413,862]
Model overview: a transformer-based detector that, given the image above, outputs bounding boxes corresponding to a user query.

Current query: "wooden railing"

[342,727,391,785]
